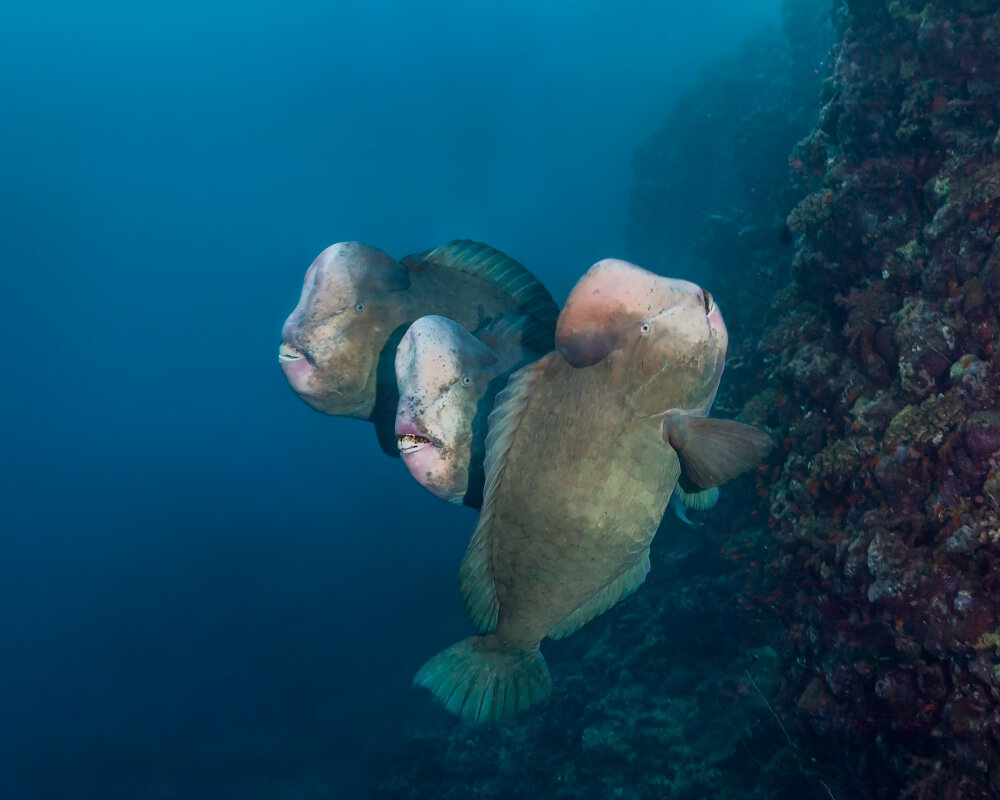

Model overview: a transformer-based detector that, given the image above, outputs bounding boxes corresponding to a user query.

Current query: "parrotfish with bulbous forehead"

[394,313,720,516]
[414,258,773,723]
[394,314,542,508]
[279,240,558,455]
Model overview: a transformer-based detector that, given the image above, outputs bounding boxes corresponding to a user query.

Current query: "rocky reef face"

[744,0,1000,796]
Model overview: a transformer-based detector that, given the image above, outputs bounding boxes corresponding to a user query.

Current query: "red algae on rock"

[750,0,1000,796]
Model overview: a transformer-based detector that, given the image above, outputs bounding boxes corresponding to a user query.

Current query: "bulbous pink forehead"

[556,259,709,367]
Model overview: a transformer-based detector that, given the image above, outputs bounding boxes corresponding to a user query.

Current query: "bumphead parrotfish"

[394,314,542,508]
[279,240,558,455]
[414,258,773,722]
[394,313,717,515]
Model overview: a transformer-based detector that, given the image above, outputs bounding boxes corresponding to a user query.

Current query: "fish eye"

[640,322,651,335]
[354,302,365,312]
[703,290,714,315]
[461,374,472,386]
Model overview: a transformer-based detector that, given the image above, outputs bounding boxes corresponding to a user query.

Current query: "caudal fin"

[413,635,551,723]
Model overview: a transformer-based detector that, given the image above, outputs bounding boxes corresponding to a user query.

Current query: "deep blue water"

[1,2,781,796]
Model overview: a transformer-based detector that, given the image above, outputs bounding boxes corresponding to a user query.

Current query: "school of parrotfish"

[279,239,773,723]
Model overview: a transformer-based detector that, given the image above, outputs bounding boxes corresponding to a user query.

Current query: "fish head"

[279,242,411,418]
[394,315,499,503]
[556,258,728,416]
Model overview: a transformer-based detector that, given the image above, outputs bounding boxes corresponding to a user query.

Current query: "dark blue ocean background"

[2,2,783,796]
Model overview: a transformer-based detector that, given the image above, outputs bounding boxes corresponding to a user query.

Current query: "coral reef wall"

[747,0,1000,795]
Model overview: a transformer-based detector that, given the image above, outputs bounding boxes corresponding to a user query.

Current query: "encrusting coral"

[744,0,1000,795]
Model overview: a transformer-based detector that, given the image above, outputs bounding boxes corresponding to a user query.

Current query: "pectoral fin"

[662,412,773,488]
[673,484,720,511]
[669,494,694,526]
[668,485,720,525]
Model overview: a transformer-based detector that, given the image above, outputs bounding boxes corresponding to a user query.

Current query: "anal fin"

[547,551,651,640]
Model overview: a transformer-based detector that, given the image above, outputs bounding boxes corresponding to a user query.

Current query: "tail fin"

[413,635,551,723]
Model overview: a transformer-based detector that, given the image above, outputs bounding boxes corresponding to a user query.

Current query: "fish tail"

[413,635,550,723]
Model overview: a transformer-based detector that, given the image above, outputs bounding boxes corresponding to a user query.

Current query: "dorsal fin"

[458,354,551,633]
[405,240,558,352]
[475,312,552,358]
[478,312,529,348]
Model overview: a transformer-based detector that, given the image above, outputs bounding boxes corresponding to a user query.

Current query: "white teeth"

[279,342,305,363]
[397,433,431,454]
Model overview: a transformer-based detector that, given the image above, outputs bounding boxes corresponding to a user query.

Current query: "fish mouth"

[397,433,435,454]
[395,420,443,454]
[707,302,725,334]
[397,432,445,455]
[278,342,306,363]
[701,289,725,334]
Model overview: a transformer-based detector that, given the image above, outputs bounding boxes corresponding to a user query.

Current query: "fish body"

[394,314,538,507]
[279,240,557,455]
[474,353,676,644]
[415,258,772,722]
[394,312,724,515]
